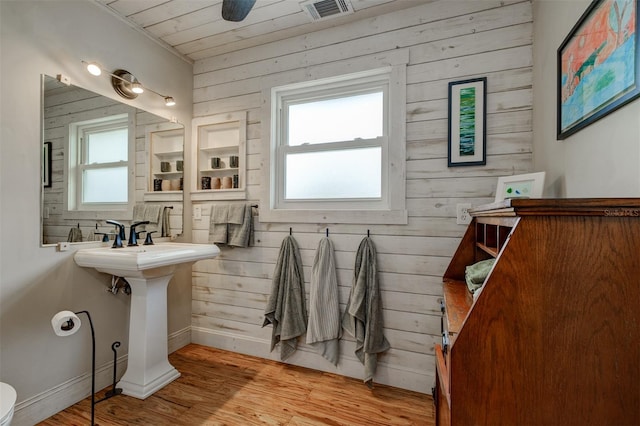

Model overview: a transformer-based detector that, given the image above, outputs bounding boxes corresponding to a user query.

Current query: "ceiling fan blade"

[222,0,257,22]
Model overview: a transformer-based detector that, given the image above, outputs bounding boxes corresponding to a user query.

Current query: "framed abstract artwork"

[557,0,640,140]
[448,77,487,167]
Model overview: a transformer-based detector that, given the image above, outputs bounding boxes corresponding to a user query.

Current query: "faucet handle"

[106,220,126,241]
[144,231,156,245]
[112,232,123,249]
[94,232,110,243]
[128,221,150,246]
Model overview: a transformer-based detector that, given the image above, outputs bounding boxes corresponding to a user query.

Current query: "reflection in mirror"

[41,75,183,245]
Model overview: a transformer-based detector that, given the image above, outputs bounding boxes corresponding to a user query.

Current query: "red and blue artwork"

[558,0,639,139]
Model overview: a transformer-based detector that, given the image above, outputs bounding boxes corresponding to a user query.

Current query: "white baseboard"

[191,326,432,394]
[168,326,191,353]
[12,327,192,426]
[12,355,128,426]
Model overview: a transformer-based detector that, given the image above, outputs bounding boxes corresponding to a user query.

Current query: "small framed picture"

[495,172,545,202]
[448,77,487,167]
[43,141,52,188]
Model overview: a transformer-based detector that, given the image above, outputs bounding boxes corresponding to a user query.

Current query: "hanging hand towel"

[161,206,171,237]
[142,204,163,235]
[306,237,341,365]
[133,203,146,222]
[208,204,229,244]
[228,203,254,247]
[263,235,307,361]
[67,227,83,242]
[342,237,390,387]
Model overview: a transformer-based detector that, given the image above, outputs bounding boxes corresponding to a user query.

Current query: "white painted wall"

[0,1,193,424]
[190,0,533,393]
[533,0,640,197]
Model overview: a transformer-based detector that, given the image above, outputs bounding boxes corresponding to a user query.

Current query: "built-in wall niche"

[145,123,184,202]
[191,112,247,201]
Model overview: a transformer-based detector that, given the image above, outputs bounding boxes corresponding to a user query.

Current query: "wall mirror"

[41,74,184,246]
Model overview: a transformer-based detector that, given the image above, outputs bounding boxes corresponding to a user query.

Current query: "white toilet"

[0,382,16,426]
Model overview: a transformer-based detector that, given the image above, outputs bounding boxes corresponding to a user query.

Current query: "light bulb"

[164,97,176,106]
[131,82,144,94]
[86,62,102,76]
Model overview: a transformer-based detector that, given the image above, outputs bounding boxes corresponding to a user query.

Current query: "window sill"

[61,209,132,221]
[258,208,407,225]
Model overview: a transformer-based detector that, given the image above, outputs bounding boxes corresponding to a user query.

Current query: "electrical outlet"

[193,205,202,220]
[456,203,472,225]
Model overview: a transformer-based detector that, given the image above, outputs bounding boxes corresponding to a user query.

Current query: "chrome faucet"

[106,220,125,248]
[128,221,150,246]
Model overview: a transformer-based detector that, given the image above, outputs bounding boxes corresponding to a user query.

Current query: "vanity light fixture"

[81,60,175,106]
[86,61,102,76]
[131,81,144,94]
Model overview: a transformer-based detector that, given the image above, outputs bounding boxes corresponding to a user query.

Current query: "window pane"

[83,167,128,203]
[288,91,383,146]
[285,147,381,199]
[86,128,128,164]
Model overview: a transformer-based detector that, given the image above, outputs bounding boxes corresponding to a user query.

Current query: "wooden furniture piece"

[434,198,640,426]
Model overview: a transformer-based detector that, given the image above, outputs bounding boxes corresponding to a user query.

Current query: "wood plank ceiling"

[95,0,431,62]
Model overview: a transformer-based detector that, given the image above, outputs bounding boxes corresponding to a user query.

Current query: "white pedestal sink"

[74,243,219,399]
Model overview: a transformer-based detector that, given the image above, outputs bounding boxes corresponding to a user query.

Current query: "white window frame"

[277,81,388,209]
[64,113,135,219]
[261,51,408,224]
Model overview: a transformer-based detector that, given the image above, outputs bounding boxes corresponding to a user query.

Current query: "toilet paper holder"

[51,310,123,426]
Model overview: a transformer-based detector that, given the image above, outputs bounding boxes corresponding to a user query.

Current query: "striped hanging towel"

[306,237,341,365]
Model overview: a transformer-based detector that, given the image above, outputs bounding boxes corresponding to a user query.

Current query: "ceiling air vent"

[300,0,354,22]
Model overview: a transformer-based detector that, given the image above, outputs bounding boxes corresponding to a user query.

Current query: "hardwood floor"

[39,344,434,425]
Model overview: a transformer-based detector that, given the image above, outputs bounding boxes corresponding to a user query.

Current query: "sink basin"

[74,242,220,278]
[73,242,220,399]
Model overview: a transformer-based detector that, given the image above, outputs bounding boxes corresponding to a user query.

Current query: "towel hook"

[326,228,329,237]
[289,227,292,236]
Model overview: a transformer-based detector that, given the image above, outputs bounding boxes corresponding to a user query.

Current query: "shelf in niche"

[154,151,182,158]
[153,171,184,177]
[201,146,237,154]
[143,191,184,202]
[191,188,246,201]
[200,167,239,173]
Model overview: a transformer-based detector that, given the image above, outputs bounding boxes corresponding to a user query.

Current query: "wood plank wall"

[190,0,533,394]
